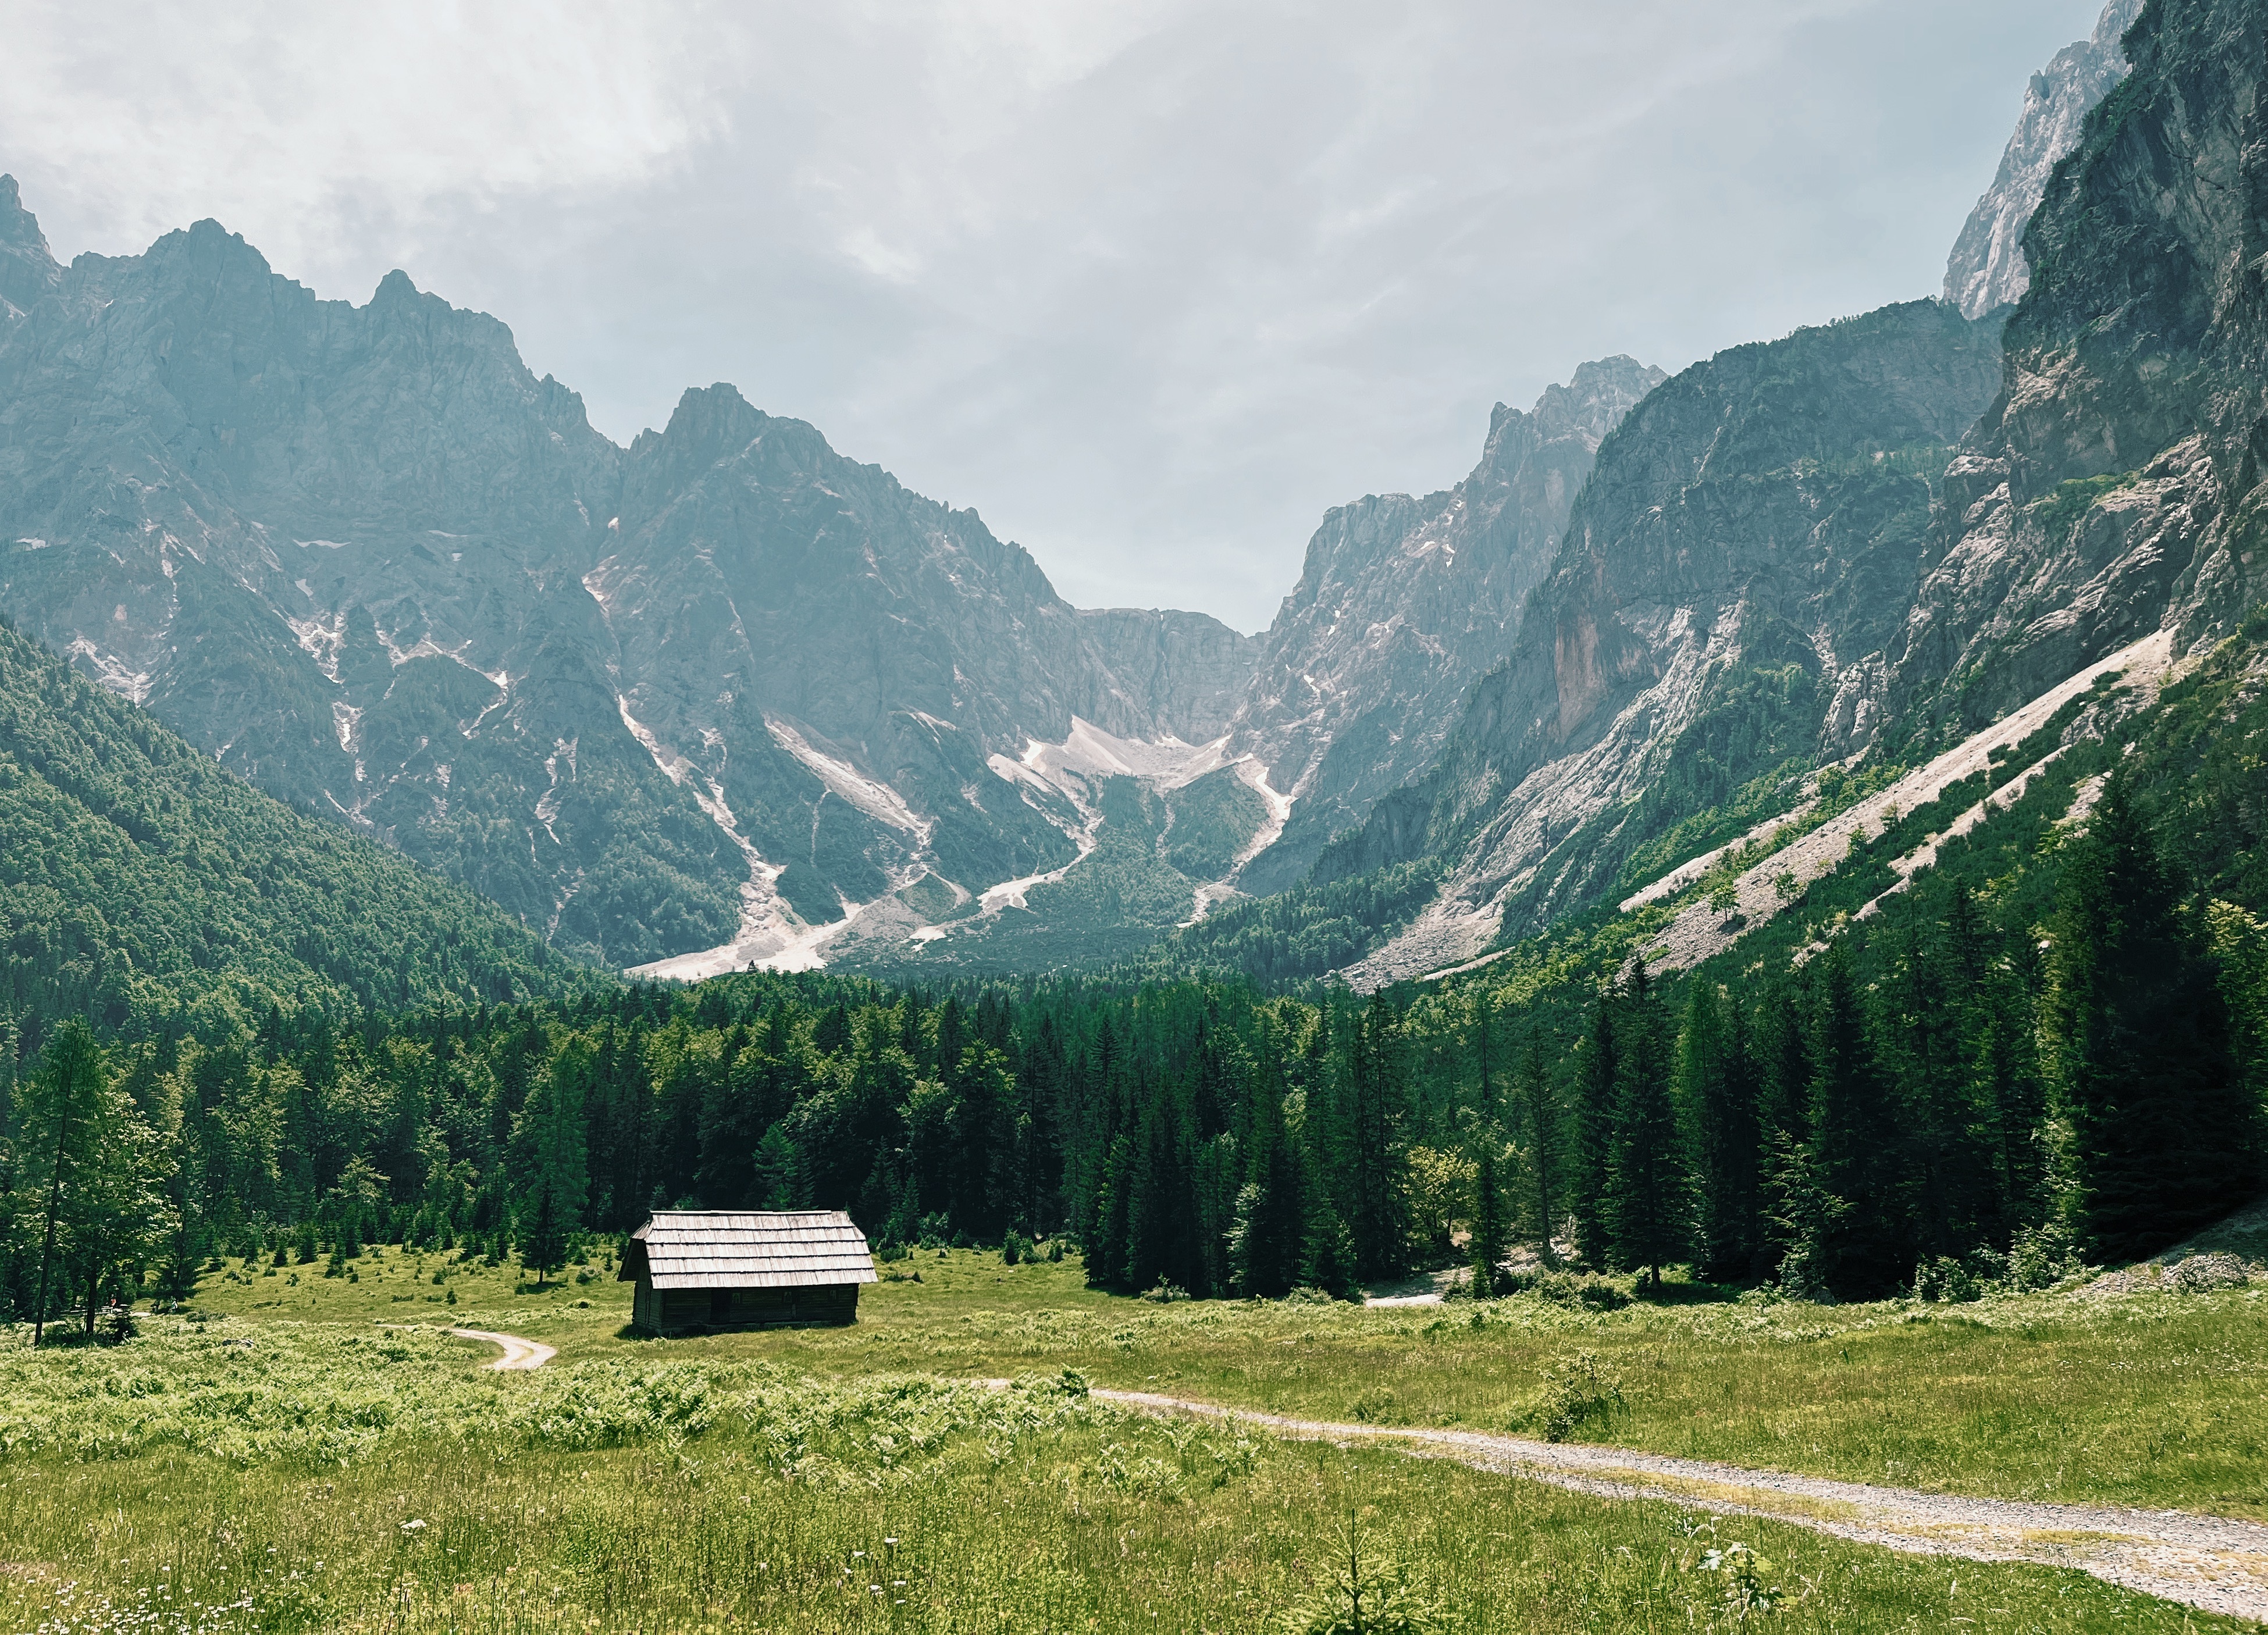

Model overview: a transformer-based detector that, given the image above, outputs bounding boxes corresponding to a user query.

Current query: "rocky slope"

[0,187,1259,971]
[1890,0,2268,740]
[1226,357,1663,893]
[1303,0,2268,990]
[1322,301,2009,982]
[1943,0,2143,319]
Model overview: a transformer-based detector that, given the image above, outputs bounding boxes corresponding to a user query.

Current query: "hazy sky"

[2,1,2105,631]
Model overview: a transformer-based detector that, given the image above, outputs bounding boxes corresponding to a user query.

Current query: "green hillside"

[0,617,604,1038]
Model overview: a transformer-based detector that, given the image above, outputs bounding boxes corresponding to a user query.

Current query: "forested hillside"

[9,614,2259,1329]
[0,617,599,1041]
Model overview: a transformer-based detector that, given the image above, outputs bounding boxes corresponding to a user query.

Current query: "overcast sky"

[2,1,2105,631]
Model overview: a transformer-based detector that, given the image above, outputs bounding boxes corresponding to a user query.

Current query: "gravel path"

[447,1327,556,1371]
[1092,1388,2268,1623]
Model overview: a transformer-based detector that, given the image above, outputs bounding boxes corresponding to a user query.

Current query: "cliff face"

[1891,0,2268,743]
[1323,302,2007,980]
[1943,0,2144,319]
[0,193,1256,969]
[1227,356,1663,891]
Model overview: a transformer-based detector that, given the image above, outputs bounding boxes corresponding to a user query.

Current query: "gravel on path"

[1091,1387,2268,1624]
[447,1327,557,1372]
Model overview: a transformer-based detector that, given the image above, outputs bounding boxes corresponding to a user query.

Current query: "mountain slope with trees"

[0,616,597,1043]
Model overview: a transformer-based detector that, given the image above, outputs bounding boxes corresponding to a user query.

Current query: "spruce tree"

[1518,1030,1561,1261]
[1686,982,1761,1281]
[511,1038,592,1287]
[2047,776,2260,1260]
[1569,991,1619,1269]
[1607,963,1692,1289]
[1469,1141,1505,1298]
[1344,996,1411,1283]
[1809,945,1903,1297]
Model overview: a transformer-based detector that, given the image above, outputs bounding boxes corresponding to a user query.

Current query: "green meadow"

[2,1245,2259,1632]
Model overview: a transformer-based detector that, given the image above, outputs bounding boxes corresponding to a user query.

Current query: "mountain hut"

[621,1210,878,1331]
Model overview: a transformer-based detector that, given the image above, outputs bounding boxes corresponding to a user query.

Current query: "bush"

[1497,1270,1631,1310]
[1534,1351,1625,1443]
[1002,1231,1033,1266]
[95,1307,137,1347]
[1141,1281,1190,1304]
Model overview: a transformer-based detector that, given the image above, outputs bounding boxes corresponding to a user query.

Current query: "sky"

[1,0,2106,632]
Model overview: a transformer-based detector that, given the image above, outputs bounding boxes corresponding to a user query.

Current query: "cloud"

[0,0,2107,629]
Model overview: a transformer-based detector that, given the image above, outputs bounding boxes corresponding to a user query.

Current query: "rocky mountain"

[1307,0,2268,989]
[1943,0,2142,319]
[1892,0,2268,734]
[0,187,1261,973]
[1319,301,2009,982]
[1225,357,1664,893]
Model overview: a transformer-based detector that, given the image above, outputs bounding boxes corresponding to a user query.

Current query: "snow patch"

[766,717,930,839]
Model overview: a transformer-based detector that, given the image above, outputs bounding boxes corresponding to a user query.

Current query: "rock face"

[1323,302,2007,981]
[1227,357,1663,892]
[1891,0,2268,742]
[1942,0,2143,319]
[0,197,1258,970]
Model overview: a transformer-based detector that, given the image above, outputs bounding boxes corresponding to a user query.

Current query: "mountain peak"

[1943,0,2144,318]
[0,174,62,317]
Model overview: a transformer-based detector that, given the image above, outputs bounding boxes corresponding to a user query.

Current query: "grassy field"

[4,1244,2254,1631]
[188,1241,2268,1518]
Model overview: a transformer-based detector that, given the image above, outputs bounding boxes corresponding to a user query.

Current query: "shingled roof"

[621,1210,879,1291]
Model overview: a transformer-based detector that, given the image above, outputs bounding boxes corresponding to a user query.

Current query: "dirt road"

[1093,1388,2268,1623]
[448,1327,556,1371]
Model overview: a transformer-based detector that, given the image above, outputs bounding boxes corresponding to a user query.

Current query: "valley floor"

[3,1246,2265,1631]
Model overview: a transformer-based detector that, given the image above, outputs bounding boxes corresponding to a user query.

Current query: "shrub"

[1498,1270,1631,1310]
[1141,1281,1190,1304]
[1002,1231,1033,1266]
[1534,1351,1625,1443]
[1350,1387,1400,1424]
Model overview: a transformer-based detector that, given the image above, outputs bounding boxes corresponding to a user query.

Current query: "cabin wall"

[649,1283,859,1332]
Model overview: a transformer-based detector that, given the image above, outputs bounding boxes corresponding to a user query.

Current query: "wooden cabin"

[620,1210,878,1332]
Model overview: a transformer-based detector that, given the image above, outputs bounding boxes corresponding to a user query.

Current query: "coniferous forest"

[8,665,2262,1331]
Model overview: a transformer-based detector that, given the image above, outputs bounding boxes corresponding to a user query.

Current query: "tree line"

[3,769,2262,1333]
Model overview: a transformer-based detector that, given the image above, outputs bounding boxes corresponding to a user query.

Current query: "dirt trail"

[1091,1388,2268,1623]
[448,1327,556,1371]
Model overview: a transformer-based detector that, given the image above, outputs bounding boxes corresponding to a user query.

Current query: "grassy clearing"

[180,1245,2268,1520]
[0,1323,2247,1633]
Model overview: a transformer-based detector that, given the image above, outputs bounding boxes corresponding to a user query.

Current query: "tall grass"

[0,1358,2241,1633]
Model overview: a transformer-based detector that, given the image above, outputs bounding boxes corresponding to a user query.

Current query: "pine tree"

[1469,1140,1505,1298]
[1518,1030,1561,1261]
[2047,775,2261,1260]
[1569,991,1619,1269]
[1683,981,1762,1281]
[512,1037,592,1287]
[16,1020,112,1342]
[1233,1036,1304,1297]
[1810,945,1903,1297]
[1343,996,1412,1283]
[1607,963,1692,1289]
